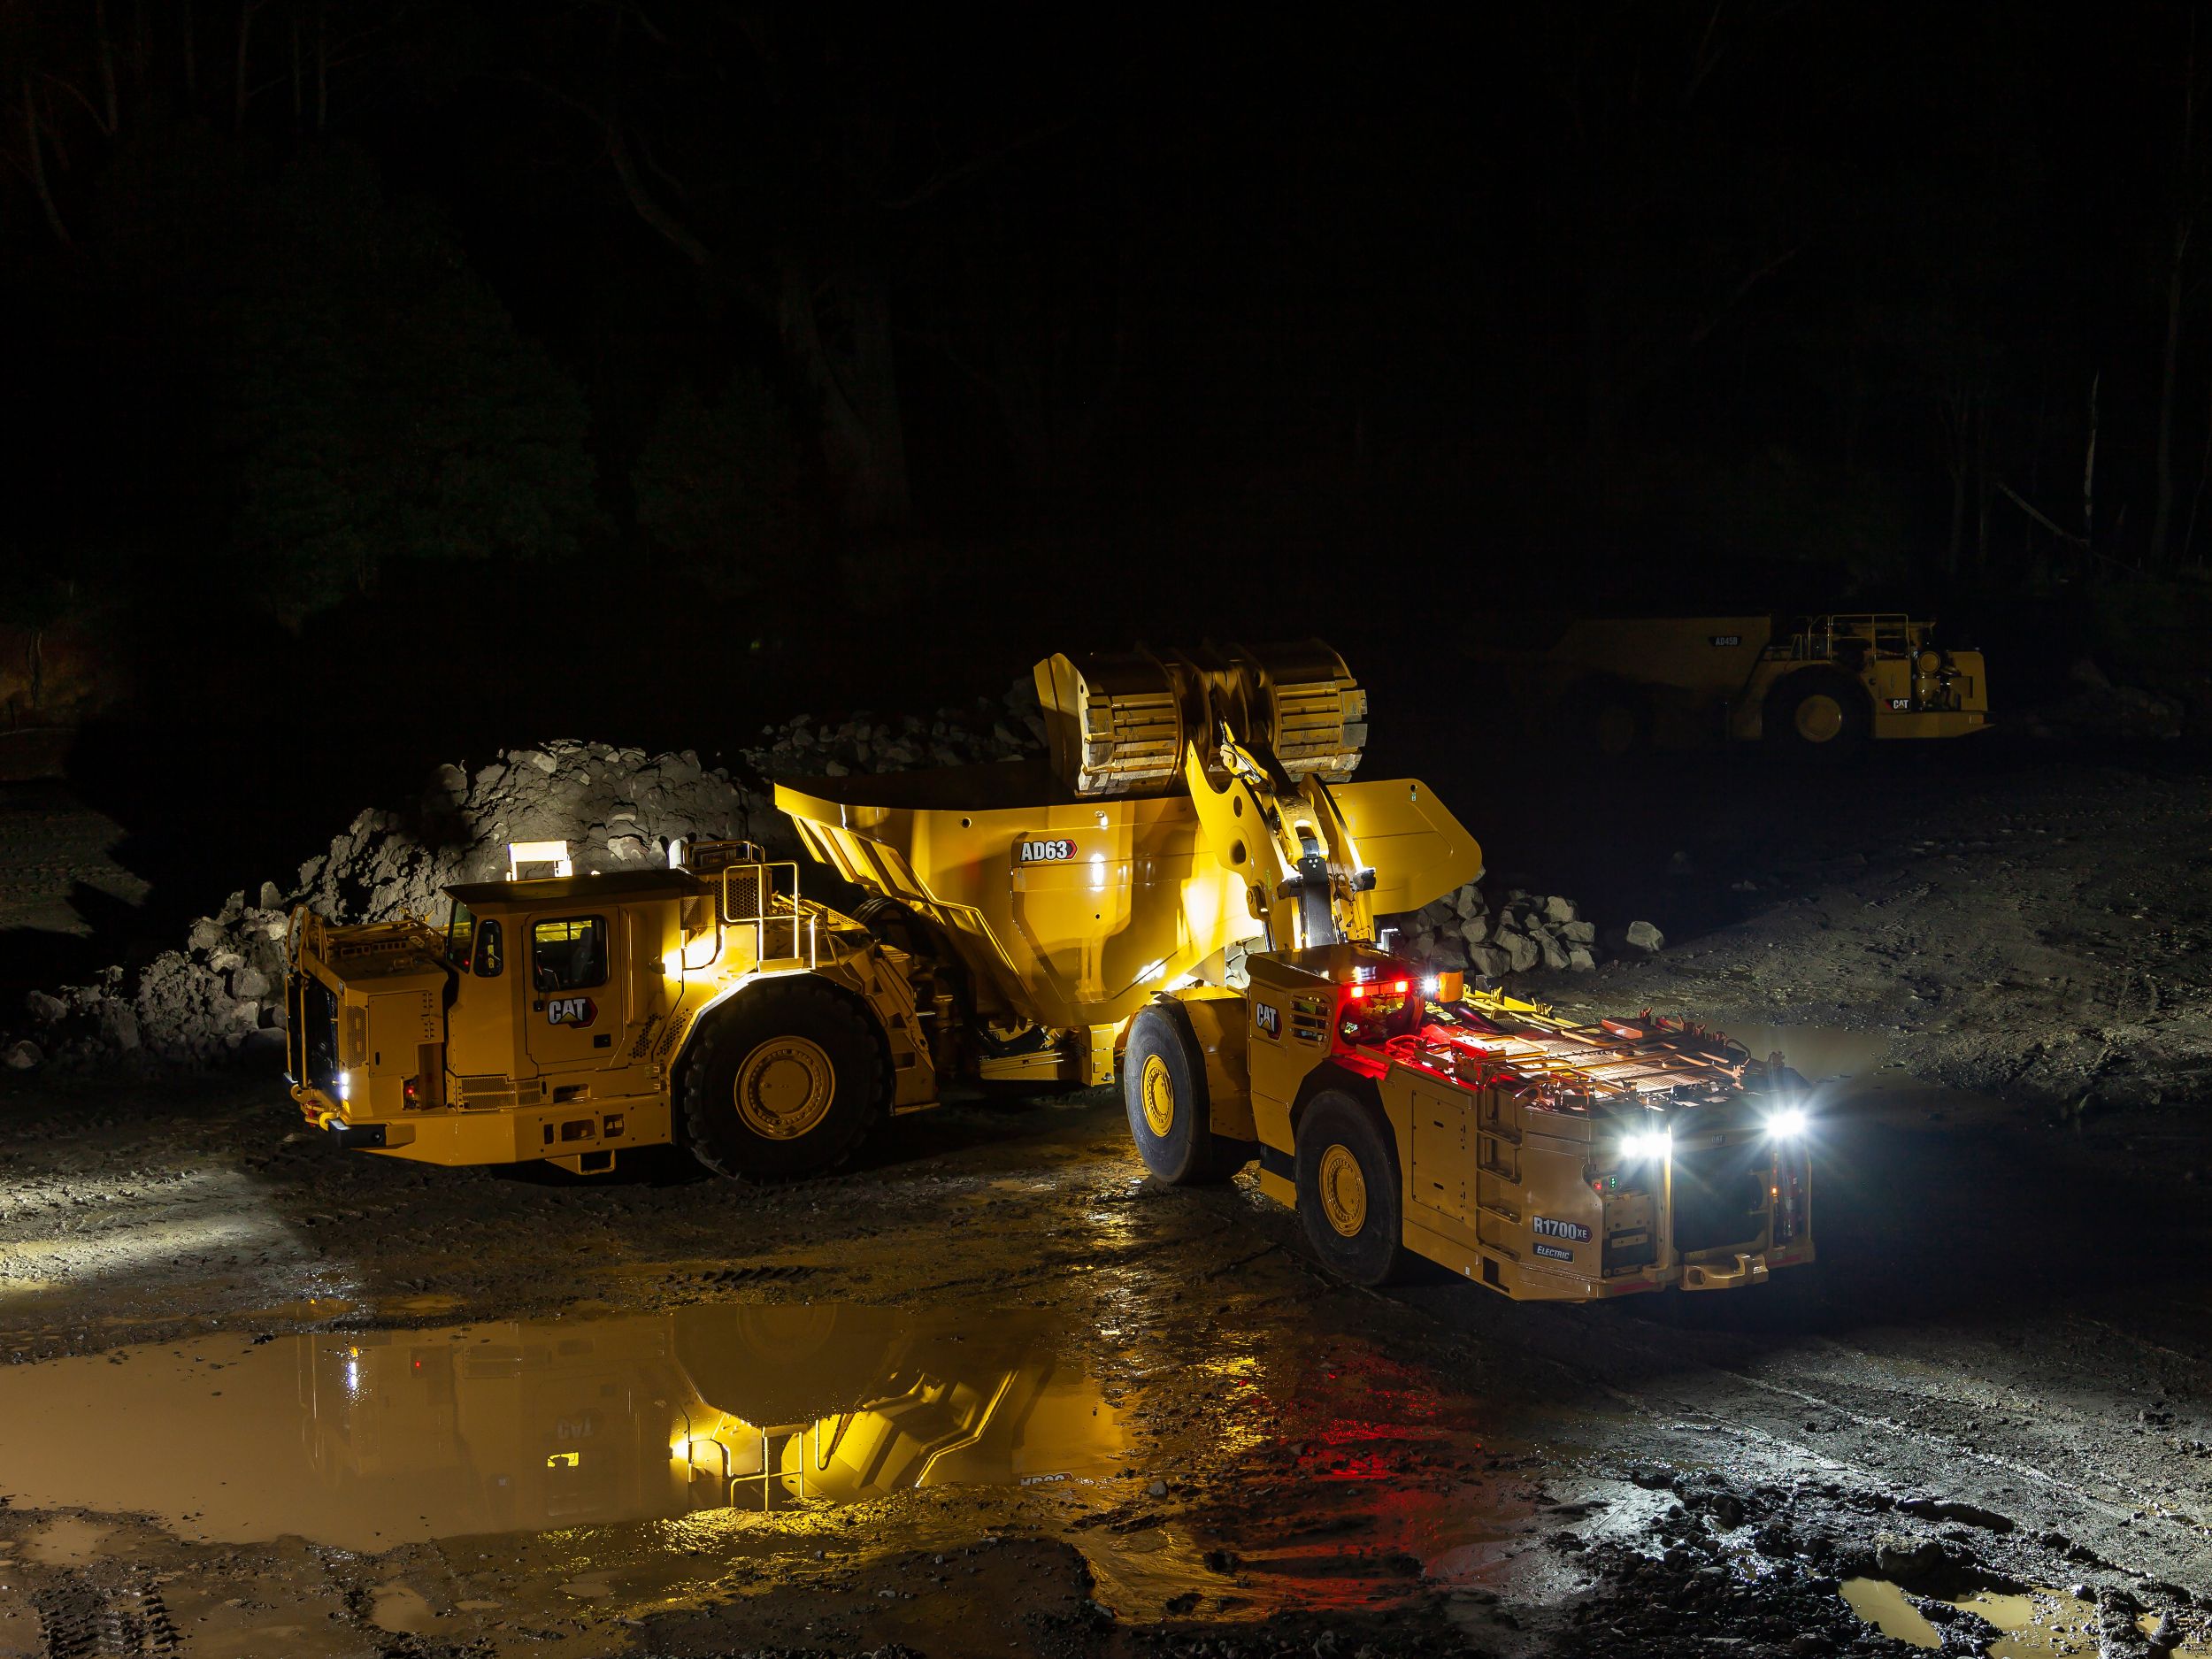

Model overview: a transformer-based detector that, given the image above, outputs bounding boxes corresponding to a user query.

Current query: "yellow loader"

[287,641,1814,1300]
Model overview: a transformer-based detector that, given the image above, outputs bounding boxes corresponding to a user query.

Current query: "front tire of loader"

[1122,1002,1248,1186]
[681,980,884,1180]
[1763,667,1870,757]
[1294,1089,1410,1287]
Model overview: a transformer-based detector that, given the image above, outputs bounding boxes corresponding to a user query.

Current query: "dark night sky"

[2,2,2208,743]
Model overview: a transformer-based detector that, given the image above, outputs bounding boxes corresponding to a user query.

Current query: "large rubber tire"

[680,979,885,1179]
[1763,667,1870,757]
[1563,678,1649,758]
[1294,1088,1410,1286]
[1122,1002,1248,1185]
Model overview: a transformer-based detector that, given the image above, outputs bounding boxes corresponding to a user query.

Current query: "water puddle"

[0,1303,1129,1552]
[1840,1578,2211,1656]
[367,1583,439,1634]
[19,1517,113,1565]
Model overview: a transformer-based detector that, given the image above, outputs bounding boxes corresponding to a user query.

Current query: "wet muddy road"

[0,1041,2208,1657]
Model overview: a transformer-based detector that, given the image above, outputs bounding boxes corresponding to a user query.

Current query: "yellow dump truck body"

[778,762,1479,1036]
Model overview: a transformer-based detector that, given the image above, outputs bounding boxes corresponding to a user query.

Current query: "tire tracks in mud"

[31,1573,180,1658]
[1165,1175,2212,1601]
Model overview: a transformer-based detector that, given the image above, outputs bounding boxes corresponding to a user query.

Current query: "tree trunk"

[1947,456,1966,576]
[2151,239,2185,564]
[1975,395,1992,571]
[1584,250,1624,518]
[95,0,119,133]
[20,76,73,249]
[233,0,256,133]
[2084,372,2100,554]
[774,249,911,533]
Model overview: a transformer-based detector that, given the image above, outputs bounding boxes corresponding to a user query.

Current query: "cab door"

[524,911,618,1075]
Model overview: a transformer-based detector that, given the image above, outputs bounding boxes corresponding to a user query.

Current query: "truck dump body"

[778,761,1479,1035]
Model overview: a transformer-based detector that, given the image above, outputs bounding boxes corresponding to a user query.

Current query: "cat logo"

[1017,838,1077,864]
[1255,1002,1281,1039]
[546,995,597,1027]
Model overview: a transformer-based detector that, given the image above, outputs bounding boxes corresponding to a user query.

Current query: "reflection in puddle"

[1840,1578,2212,1657]
[0,1304,1127,1551]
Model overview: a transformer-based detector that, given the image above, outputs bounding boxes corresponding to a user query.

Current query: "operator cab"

[437,866,709,1085]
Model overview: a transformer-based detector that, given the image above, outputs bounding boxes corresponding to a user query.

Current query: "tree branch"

[507,69,715,266]
[606,120,714,266]
[1996,482,2087,547]
[1685,241,1801,349]
[881,116,1078,211]
[35,71,115,137]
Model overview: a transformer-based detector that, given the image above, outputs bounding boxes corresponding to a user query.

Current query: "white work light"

[1620,1126,1671,1161]
[1766,1106,1809,1139]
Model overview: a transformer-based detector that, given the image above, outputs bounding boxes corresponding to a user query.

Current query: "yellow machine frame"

[1145,949,1812,1299]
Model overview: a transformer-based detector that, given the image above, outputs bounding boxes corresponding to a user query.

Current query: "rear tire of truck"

[1294,1089,1410,1286]
[681,980,885,1180]
[1763,668,1870,757]
[1123,1002,1248,1186]
[1563,678,1649,757]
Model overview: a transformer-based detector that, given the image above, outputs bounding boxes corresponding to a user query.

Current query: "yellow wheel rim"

[733,1037,836,1140]
[1317,1143,1368,1238]
[1141,1053,1176,1138]
[1793,694,1845,743]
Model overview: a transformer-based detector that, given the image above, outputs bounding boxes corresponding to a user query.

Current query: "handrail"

[719,859,824,968]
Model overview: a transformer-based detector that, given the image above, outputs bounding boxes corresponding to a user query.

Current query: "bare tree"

[2148,13,2208,566]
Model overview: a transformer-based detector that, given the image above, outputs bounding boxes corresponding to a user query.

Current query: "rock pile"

[1385,881,1664,981]
[11,687,1048,1071]
[745,680,1045,776]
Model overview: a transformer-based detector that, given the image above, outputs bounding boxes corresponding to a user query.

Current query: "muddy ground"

[0,741,2209,1658]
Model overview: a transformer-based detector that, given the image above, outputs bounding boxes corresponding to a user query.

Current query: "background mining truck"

[287,641,1477,1179]
[1478,612,1990,756]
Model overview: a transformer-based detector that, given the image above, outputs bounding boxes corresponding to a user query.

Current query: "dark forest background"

[3,0,2210,771]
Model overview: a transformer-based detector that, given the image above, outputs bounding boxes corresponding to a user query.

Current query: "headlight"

[337,1070,351,1102]
[1620,1127,1671,1161]
[1766,1106,1809,1139]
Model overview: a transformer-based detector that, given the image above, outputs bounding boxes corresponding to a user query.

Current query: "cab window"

[472,918,504,977]
[532,916,608,992]
[445,902,476,966]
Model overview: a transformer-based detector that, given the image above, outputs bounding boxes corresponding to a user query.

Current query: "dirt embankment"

[1514,758,2212,1128]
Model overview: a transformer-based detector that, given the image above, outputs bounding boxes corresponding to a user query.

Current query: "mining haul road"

[0,742,2207,1659]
